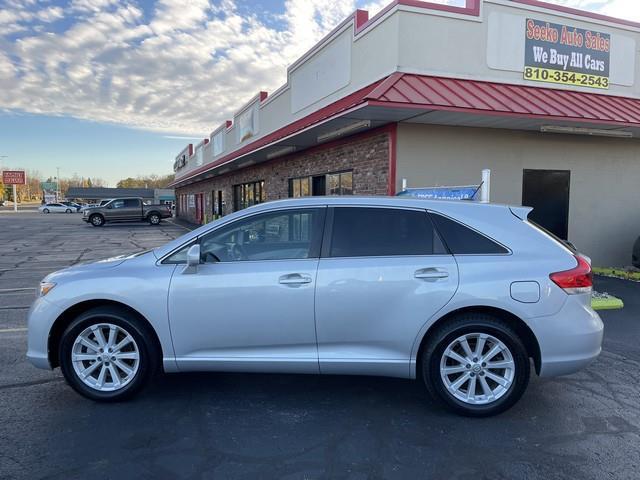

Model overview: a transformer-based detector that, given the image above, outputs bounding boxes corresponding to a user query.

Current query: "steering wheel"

[203,252,221,263]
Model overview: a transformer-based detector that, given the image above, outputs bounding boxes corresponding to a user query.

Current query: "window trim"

[160,206,327,265]
[320,205,449,259]
[427,210,512,256]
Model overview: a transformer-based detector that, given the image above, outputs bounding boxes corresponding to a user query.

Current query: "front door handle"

[279,273,313,285]
[414,268,449,280]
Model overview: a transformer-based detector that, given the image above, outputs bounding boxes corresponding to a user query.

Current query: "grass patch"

[592,292,624,311]
[593,267,640,282]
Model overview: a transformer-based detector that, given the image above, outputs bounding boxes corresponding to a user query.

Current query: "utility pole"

[56,166,60,202]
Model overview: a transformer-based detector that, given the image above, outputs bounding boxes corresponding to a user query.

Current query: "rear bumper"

[529,294,604,377]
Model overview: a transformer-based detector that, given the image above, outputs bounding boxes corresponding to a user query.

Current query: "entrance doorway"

[522,169,570,240]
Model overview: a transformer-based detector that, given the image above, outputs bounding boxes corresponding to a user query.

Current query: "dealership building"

[170,0,640,266]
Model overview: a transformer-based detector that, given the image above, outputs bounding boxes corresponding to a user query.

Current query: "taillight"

[550,255,593,295]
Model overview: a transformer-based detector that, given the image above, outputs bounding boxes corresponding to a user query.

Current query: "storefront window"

[327,171,353,195]
[289,171,352,197]
[233,180,265,211]
[289,177,311,198]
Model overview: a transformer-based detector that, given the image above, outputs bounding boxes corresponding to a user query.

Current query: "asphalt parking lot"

[1,211,639,480]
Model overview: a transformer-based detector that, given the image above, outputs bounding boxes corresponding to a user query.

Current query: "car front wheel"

[422,313,530,417]
[89,214,104,227]
[65,209,72,213]
[43,208,49,214]
[59,307,158,401]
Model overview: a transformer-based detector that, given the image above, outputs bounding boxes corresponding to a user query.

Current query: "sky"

[0,0,638,185]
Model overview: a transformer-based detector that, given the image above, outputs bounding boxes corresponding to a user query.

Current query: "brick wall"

[176,131,390,224]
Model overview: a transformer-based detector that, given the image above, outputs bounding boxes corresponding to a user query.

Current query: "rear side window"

[430,213,508,255]
[328,207,444,257]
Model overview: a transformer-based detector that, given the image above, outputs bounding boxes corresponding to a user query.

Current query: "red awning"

[367,73,640,126]
[171,72,640,187]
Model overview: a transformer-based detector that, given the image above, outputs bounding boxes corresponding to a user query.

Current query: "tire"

[89,214,104,227]
[58,306,159,402]
[43,208,50,214]
[148,213,161,225]
[65,209,72,213]
[421,313,530,417]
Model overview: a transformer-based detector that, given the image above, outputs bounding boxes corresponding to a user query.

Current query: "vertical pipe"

[481,169,491,203]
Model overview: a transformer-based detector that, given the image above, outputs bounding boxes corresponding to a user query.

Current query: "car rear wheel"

[422,313,530,417]
[89,214,104,227]
[59,306,158,401]
[148,213,161,225]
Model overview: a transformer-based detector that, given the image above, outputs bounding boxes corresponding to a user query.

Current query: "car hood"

[43,251,152,281]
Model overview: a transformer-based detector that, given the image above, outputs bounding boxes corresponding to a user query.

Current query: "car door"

[104,199,124,220]
[315,206,459,378]
[121,198,141,221]
[167,207,326,373]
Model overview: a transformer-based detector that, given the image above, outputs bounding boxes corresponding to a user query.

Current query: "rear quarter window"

[429,212,509,255]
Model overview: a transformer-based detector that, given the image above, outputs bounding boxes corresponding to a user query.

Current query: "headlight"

[39,282,56,297]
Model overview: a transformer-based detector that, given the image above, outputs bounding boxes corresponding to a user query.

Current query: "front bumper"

[26,296,64,370]
[529,294,604,377]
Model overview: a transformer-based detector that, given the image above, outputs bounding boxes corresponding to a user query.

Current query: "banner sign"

[40,182,57,191]
[2,170,26,185]
[397,185,480,201]
[524,18,610,90]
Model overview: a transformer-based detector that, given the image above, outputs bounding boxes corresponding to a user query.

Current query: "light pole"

[56,166,60,202]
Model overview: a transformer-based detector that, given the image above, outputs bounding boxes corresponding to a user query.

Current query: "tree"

[116,174,174,189]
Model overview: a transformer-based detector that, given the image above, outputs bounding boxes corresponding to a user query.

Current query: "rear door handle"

[414,268,449,280]
[279,273,313,285]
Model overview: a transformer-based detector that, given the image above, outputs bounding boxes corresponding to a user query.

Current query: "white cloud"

[0,0,638,136]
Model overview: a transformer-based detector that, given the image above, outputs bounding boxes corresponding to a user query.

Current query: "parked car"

[38,203,74,214]
[61,201,82,212]
[633,236,640,268]
[0,200,4,206]
[80,203,99,212]
[27,197,603,416]
[82,197,172,226]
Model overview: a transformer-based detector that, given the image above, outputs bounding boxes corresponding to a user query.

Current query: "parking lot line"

[0,287,36,293]
[0,327,27,333]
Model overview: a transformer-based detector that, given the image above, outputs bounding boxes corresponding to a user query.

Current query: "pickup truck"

[82,197,172,227]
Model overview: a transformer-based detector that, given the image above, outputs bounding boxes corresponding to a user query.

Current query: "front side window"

[111,200,125,209]
[198,208,325,263]
[328,207,444,257]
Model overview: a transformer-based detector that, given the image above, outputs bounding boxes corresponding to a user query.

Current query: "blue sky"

[0,0,636,185]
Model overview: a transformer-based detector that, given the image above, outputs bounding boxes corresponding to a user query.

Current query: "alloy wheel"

[439,333,515,405]
[71,323,140,392]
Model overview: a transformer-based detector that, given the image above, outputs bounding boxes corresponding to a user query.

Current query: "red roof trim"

[170,80,383,187]
[367,74,640,127]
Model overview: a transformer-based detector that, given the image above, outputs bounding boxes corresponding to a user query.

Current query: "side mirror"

[183,244,201,274]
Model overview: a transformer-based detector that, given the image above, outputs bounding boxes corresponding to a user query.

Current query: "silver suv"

[27,197,603,416]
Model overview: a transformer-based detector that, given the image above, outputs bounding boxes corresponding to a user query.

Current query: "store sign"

[397,186,479,201]
[524,19,610,89]
[2,170,26,185]
[40,182,57,191]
